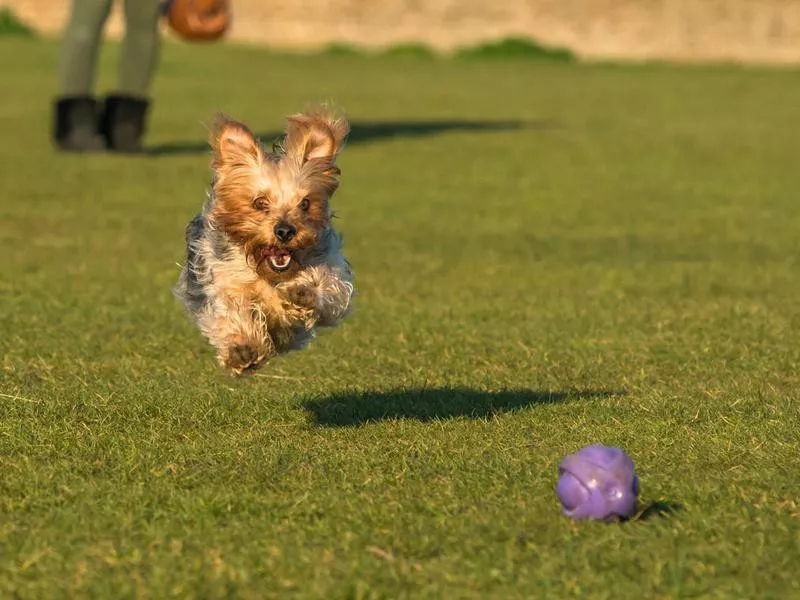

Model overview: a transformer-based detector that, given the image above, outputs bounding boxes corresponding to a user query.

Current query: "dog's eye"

[299,197,310,211]
[254,196,269,211]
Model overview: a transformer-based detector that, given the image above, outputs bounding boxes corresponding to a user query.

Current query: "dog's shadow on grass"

[634,501,683,522]
[147,119,556,156]
[303,387,624,427]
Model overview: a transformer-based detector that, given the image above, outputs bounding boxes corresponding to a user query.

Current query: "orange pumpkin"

[166,0,231,42]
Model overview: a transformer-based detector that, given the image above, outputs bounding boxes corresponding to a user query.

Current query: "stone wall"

[5,0,800,64]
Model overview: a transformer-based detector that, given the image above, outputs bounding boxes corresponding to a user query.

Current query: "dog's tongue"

[261,246,293,270]
[268,251,291,269]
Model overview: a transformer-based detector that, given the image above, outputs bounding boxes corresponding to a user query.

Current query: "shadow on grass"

[634,500,683,522]
[303,387,624,427]
[147,118,556,156]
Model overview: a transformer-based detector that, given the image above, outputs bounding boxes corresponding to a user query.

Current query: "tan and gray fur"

[174,107,354,375]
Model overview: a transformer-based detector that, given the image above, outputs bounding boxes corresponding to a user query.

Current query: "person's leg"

[54,0,113,151]
[119,0,162,95]
[58,0,113,95]
[101,0,162,152]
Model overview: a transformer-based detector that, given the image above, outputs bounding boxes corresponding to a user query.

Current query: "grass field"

[1,37,800,598]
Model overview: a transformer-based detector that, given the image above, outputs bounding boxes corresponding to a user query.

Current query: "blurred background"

[5,0,800,64]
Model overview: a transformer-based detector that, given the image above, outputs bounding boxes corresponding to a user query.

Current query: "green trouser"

[59,0,162,97]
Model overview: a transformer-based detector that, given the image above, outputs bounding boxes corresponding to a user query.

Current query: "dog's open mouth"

[261,247,293,272]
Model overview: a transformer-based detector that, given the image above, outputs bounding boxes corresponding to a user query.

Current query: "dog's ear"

[283,107,349,164]
[210,113,263,169]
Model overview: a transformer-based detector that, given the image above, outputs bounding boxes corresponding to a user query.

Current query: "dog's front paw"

[282,282,321,311]
[278,281,321,327]
[220,343,269,376]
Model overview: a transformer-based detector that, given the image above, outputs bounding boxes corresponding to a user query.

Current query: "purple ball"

[556,444,639,521]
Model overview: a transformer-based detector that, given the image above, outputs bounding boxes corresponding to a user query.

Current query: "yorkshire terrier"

[174,107,354,375]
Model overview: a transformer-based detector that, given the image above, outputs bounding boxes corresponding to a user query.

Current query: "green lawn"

[1,37,800,598]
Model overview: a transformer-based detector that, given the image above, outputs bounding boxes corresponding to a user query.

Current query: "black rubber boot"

[53,96,106,152]
[101,94,150,153]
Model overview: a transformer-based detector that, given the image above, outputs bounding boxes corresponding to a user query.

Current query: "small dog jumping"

[174,106,354,375]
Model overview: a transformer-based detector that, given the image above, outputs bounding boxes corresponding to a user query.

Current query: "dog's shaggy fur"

[174,107,354,374]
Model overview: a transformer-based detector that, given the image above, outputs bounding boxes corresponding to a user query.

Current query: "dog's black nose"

[274,222,297,243]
